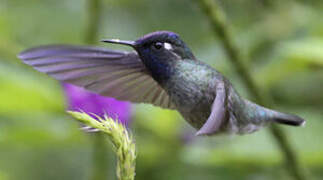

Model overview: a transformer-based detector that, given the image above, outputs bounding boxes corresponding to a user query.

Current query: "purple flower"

[63,83,132,126]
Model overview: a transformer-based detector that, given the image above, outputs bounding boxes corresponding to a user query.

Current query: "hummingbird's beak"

[101,39,136,47]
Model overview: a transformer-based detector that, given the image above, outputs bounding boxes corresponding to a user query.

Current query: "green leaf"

[0,62,64,113]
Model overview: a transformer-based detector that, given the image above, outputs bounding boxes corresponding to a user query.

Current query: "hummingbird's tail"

[271,111,306,126]
[243,100,306,127]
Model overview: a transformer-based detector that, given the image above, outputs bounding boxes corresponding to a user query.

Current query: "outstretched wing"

[18,45,175,109]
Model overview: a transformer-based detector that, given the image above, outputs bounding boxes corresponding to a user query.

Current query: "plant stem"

[196,0,307,180]
[68,111,136,180]
[84,0,108,180]
[85,0,101,44]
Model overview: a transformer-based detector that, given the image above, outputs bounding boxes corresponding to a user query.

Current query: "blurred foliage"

[0,0,323,179]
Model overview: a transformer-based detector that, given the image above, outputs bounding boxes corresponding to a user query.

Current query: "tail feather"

[243,100,306,127]
[272,113,306,127]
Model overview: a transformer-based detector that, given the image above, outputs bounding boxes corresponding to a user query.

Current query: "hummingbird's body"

[162,60,218,129]
[18,31,305,135]
[153,58,268,134]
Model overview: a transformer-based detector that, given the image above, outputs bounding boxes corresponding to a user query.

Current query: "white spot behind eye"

[164,42,172,50]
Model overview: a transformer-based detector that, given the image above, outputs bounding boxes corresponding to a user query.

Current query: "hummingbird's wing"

[196,82,226,136]
[18,45,176,109]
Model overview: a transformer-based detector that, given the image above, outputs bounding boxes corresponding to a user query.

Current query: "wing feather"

[18,45,175,109]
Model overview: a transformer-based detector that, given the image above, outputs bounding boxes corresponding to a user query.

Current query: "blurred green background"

[0,0,323,179]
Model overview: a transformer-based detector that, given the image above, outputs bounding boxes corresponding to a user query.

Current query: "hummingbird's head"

[101,31,196,63]
[101,31,196,83]
[133,31,196,62]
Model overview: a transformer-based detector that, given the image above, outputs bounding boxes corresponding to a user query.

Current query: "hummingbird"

[18,31,305,136]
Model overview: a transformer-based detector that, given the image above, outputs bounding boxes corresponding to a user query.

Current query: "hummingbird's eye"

[153,42,163,50]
